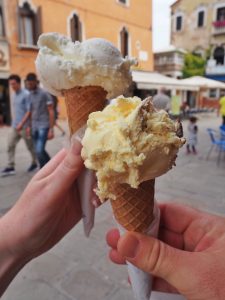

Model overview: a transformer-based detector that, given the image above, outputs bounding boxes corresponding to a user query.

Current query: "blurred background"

[0,0,225,299]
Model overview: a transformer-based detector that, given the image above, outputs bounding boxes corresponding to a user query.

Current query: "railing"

[212,20,225,35]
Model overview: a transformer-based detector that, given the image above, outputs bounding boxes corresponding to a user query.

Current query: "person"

[152,88,171,112]
[0,140,83,296]
[106,202,225,300]
[218,91,225,126]
[1,143,225,299]
[51,95,66,136]
[25,73,55,168]
[171,90,182,118]
[186,116,198,154]
[1,74,37,177]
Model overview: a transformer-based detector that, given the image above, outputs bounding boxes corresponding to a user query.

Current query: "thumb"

[53,139,84,190]
[117,232,196,291]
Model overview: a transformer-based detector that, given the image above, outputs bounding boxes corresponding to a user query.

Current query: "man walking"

[25,73,55,168]
[152,87,171,112]
[1,75,37,177]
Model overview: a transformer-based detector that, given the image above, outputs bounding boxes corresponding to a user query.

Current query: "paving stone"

[60,268,114,300]
[0,115,224,300]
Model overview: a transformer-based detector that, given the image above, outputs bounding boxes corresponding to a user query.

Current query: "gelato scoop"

[82,96,185,201]
[35,32,136,98]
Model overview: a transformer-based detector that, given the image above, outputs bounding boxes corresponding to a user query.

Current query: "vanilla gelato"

[82,96,185,201]
[35,33,136,98]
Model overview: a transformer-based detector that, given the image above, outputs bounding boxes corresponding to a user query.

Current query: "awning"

[180,76,225,89]
[132,71,199,91]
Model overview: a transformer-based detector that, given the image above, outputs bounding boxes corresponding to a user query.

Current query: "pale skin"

[106,203,225,300]
[0,140,83,296]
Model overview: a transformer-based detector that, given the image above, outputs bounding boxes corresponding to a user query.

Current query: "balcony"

[212,20,225,35]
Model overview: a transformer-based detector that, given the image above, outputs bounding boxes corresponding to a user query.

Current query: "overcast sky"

[153,0,176,51]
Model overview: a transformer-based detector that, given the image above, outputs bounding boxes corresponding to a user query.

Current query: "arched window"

[213,47,225,65]
[18,2,41,46]
[120,27,129,58]
[70,14,82,42]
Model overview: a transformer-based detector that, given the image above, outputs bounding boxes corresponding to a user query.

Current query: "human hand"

[47,128,54,140]
[16,123,23,132]
[1,140,84,262]
[106,203,225,300]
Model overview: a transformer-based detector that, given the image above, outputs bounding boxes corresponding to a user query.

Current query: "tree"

[182,53,206,78]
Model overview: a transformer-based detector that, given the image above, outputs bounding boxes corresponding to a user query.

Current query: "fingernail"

[119,234,140,259]
[71,139,82,155]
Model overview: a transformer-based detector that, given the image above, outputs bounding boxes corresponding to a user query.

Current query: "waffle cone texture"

[63,86,107,135]
[110,180,155,233]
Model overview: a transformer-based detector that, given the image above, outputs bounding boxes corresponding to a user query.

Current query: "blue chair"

[206,128,225,165]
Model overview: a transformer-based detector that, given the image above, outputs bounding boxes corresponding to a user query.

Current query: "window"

[209,89,217,98]
[70,14,82,42]
[213,47,225,65]
[217,7,225,21]
[18,2,42,46]
[0,1,5,37]
[118,0,127,4]
[176,16,182,31]
[120,27,129,58]
[197,11,205,27]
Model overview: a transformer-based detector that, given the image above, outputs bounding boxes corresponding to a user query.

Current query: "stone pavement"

[0,114,224,300]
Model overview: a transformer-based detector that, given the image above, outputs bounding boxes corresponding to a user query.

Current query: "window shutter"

[70,16,75,42]
[34,6,42,45]
[17,6,22,44]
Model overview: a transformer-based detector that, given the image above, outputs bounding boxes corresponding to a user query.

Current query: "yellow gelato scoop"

[81,96,185,201]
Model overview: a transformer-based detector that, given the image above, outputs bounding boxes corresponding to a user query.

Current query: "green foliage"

[182,53,206,78]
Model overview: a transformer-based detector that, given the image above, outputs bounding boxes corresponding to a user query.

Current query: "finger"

[158,228,184,249]
[109,249,126,265]
[117,231,196,291]
[106,228,120,249]
[34,148,67,180]
[51,140,84,193]
[159,203,201,234]
[91,194,102,208]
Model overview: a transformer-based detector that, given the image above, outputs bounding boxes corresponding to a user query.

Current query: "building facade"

[0,0,153,124]
[154,46,186,78]
[171,0,225,83]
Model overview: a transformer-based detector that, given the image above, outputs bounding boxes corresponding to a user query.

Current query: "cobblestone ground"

[0,113,224,300]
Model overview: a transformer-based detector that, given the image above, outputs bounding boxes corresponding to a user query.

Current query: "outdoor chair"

[206,128,225,165]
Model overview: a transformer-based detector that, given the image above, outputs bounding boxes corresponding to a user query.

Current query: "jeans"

[32,128,50,168]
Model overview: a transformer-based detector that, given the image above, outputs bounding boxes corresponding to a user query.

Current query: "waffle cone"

[110,180,155,233]
[63,86,107,136]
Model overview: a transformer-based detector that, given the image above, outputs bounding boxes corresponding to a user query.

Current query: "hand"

[16,123,23,132]
[1,140,84,261]
[106,203,225,300]
[48,128,54,140]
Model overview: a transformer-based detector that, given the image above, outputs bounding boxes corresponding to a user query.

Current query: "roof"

[154,45,186,55]
[170,0,181,8]
[132,71,199,91]
[180,76,225,89]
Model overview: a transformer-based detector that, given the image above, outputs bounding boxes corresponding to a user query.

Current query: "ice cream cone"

[110,179,155,233]
[63,86,107,136]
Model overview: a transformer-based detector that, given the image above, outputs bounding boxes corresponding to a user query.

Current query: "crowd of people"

[1,73,65,177]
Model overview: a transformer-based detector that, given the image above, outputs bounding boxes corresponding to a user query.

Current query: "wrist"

[0,217,29,296]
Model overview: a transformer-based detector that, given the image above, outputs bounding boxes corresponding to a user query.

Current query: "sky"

[153,0,176,51]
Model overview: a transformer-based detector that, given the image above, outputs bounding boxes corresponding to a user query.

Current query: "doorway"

[0,79,10,126]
